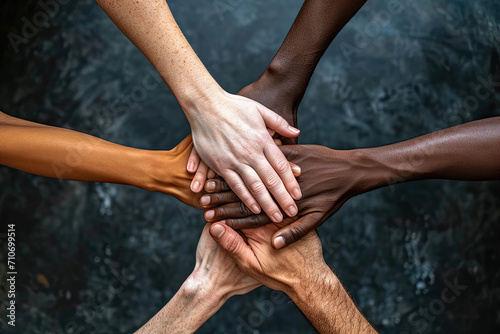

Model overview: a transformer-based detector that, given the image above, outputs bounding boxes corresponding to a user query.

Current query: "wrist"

[285,262,334,301]
[357,145,424,189]
[263,60,309,109]
[178,81,225,121]
[182,270,228,308]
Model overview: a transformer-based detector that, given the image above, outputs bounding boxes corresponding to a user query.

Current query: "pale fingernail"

[288,125,300,134]
[291,165,301,174]
[200,196,211,206]
[273,212,283,223]
[192,181,200,191]
[188,161,195,172]
[274,236,286,249]
[292,188,302,200]
[205,210,215,220]
[251,204,261,214]
[287,205,297,217]
[206,181,216,191]
[211,224,225,239]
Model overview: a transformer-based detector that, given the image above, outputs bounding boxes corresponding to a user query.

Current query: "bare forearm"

[0,112,202,208]
[135,275,225,334]
[267,0,367,101]
[287,264,376,334]
[96,0,221,112]
[0,113,154,186]
[360,117,500,187]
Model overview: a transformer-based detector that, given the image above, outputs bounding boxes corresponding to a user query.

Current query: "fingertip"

[273,236,286,249]
[210,223,225,239]
[251,204,261,215]
[290,164,301,176]
[187,160,196,173]
[199,195,211,207]
[292,187,302,200]
[190,180,201,193]
[287,125,300,137]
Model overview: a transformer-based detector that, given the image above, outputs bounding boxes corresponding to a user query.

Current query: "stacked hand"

[200,145,382,248]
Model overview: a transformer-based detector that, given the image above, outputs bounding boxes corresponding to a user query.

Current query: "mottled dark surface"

[1,0,500,333]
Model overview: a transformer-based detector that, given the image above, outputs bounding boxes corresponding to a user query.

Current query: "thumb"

[272,213,320,249]
[259,106,300,138]
[210,223,255,265]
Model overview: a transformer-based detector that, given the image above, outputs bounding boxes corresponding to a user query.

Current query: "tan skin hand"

[208,221,324,293]
[208,221,377,334]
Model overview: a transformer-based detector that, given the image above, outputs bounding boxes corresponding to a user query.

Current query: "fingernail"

[292,188,302,200]
[188,161,195,172]
[291,165,301,174]
[211,224,225,239]
[192,181,200,191]
[288,125,300,134]
[287,205,297,217]
[273,212,283,223]
[206,181,216,191]
[200,196,211,206]
[274,236,286,249]
[251,204,261,214]
[205,210,215,220]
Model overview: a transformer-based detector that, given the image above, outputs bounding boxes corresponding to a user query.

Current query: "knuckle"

[264,173,281,188]
[288,225,306,242]
[238,202,253,216]
[224,234,240,254]
[247,215,264,228]
[213,207,225,219]
[274,114,284,127]
[232,182,249,195]
[274,158,290,174]
[249,181,266,195]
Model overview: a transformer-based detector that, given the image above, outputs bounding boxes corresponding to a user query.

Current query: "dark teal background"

[1,0,499,333]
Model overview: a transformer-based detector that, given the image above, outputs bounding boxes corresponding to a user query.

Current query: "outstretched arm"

[96,0,302,223]
[208,222,376,333]
[188,0,367,188]
[201,117,500,247]
[0,111,200,207]
[135,224,259,333]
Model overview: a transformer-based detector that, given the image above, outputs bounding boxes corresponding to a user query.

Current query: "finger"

[199,191,239,209]
[273,138,282,146]
[187,147,201,173]
[205,178,231,193]
[190,161,209,193]
[259,106,300,138]
[210,223,258,268]
[204,201,254,222]
[207,169,216,179]
[272,213,320,249]
[222,170,261,215]
[289,162,301,177]
[265,144,302,202]
[225,213,272,229]
[239,166,284,223]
